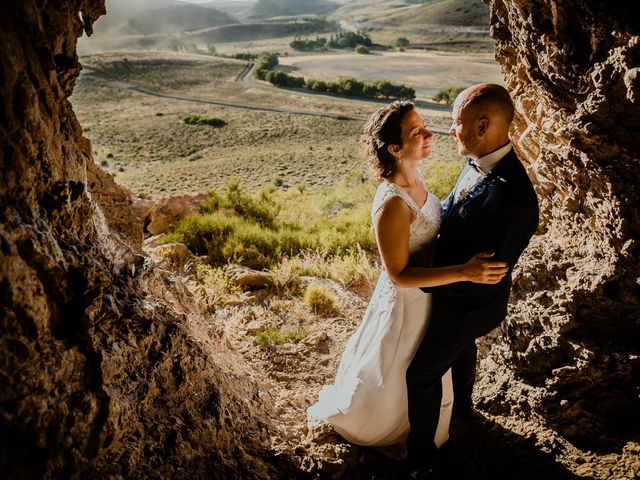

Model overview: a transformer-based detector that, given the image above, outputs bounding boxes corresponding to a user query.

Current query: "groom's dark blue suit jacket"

[421,149,539,335]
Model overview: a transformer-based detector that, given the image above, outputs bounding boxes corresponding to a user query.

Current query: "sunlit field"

[72,53,462,199]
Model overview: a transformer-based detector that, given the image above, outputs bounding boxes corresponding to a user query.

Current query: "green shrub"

[303,282,336,314]
[198,190,224,214]
[306,79,328,92]
[182,115,227,128]
[355,44,370,54]
[166,173,378,271]
[328,31,372,49]
[198,181,280,227]
[163,213,237,257]
[264,69,305,88]
[432,86,466,105]
[223,180,280,227]
[100,160,108,167]
[255,326,309,349]
[395,37,410,48]
[254,52,279,80]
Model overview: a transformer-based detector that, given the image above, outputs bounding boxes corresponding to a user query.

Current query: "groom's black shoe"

[402,453,436,479]
[406,466,435,479]
[451,400,475,421]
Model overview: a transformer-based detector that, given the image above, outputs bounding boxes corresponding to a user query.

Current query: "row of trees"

[289,36,327,51]
[253,53,414,100]
[305,77,415,100]
[290,30,373,51]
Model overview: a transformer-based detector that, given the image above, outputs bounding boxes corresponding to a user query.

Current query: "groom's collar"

[472,142,513,174]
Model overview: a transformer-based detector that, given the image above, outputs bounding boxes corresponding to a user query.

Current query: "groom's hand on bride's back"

[462,252,509,284]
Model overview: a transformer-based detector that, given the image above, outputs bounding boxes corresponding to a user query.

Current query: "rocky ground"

[147,240,639,480]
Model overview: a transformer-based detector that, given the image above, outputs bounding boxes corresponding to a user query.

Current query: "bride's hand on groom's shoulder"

[462,252,509,284]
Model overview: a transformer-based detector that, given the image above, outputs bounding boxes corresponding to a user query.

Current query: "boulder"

[147,193,207,235]
[226,264,275,289]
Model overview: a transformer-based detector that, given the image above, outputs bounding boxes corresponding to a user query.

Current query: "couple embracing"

[307,84,539,476]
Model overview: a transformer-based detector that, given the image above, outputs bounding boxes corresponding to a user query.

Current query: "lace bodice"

[371,179,443,253]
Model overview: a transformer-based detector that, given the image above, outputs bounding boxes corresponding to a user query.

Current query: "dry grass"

[255,325,310,349]
[72,52,463,199]
[278,50,503,99]
[303,282,338,315]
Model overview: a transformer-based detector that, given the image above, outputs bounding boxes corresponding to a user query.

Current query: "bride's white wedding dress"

[307,179,454,447]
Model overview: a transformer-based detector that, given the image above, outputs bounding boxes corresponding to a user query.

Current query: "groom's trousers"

[405,295,504,465]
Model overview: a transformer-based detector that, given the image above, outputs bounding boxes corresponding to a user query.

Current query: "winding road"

[81,63,450,135]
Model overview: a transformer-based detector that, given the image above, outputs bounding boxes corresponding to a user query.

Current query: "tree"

[338,77,365,97]
[395,37,410,48]
[254,52,279,79]
[433,86,466,104]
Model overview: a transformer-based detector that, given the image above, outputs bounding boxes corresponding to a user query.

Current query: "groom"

[405,84,539,474]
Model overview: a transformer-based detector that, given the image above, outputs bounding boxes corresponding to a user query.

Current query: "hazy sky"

[181,0,255,3]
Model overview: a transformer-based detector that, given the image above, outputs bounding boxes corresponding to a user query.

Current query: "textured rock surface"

[477,0,640,452]
[146,194,208,236]
[2,0,640,478]
[0,2,288,478]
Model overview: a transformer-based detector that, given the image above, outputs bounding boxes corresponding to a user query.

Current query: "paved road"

[80,64,450,135]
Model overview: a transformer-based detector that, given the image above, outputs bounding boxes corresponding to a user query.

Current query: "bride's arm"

[374,197,507,288]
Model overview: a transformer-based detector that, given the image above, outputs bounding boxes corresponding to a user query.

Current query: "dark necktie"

[467,157,482,173]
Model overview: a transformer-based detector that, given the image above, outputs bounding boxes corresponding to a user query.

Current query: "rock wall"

[478,0,640,451]
[0,2,286,478]
[2,0,639,477]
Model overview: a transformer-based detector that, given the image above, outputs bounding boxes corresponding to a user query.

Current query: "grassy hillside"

[82,14,335,53]
[73,52,459,198]
[241,0,339,20]
[367,0,490,26]
[122,4,238,36]
[184,17,336,43]
[200,1,257,17]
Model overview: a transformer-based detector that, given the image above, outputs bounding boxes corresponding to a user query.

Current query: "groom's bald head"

[454,83,515,130]
[449,84,514,159]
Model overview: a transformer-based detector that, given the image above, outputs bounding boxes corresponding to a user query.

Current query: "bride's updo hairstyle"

[361,100,415,182]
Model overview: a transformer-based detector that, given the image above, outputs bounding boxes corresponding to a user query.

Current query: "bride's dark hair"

[361,100,415,182]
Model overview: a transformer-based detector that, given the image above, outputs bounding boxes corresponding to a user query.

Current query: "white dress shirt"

[453,142,513,202]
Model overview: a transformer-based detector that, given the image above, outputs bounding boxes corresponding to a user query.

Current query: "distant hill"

[366,0,490,27]
[95,0,178,33]
[199,0,256,17]
[185,17,336,43]
[122,4,238,35]
[241,0,339,20]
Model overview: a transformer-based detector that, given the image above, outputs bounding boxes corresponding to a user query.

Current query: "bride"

[307,101,507,449]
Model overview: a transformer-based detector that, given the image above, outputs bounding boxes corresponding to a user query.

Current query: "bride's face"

[397,110,433,162]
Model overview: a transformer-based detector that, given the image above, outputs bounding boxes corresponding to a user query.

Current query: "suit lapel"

[443,151,516,224]
[443,163,473,221]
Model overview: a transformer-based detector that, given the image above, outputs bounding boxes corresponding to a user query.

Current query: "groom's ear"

[478,117,489,137]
